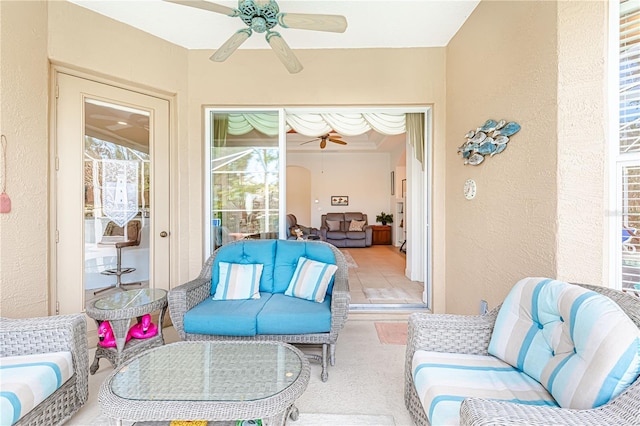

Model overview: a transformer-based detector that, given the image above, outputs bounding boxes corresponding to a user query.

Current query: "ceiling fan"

[300,133,347,149]
[165,0,348,74]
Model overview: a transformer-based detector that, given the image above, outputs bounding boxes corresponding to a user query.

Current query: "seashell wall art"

[457,119,521,165]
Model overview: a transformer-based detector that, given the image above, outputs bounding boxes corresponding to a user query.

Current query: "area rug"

[340,249,358,268]
[363,287,411,301]
[89,413,395,425]
[375,322,408,345]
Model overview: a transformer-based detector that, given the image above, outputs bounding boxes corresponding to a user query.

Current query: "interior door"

[54,73,170,316]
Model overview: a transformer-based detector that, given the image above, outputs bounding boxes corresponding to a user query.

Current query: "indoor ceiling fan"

[165,0,348,74]
[300,133,347,149]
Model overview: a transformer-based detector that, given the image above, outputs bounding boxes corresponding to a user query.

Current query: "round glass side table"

[86,288,168,374]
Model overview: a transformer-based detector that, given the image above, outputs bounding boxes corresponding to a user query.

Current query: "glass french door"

[204,109,284,256]
[54,73,170,316]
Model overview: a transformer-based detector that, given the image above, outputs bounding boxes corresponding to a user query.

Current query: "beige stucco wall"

[445,0,608,314]
[186,48,448,310]
[0,0,608,318]
[0,1,448,316]
[0,0,49,317]
[555,1,608,284]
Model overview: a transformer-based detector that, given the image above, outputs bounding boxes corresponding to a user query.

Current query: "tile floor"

[345,245,425,305]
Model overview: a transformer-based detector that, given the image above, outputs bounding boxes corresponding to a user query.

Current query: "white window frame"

[610,0,640,292]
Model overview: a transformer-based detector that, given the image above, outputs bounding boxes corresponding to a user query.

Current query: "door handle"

[160,231,168,238]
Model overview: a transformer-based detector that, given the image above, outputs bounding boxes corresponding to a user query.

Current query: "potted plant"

[375,212,393,226]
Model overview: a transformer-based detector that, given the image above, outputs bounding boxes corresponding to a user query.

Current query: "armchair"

[0,314,89,425]
[286,214,320,240]
[404,281,640,425]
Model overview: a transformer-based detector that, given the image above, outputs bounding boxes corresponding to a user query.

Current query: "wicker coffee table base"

[90,333,164,374]
[99,341,310,426]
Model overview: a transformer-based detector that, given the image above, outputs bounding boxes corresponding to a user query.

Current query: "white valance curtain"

[223,111,423,168]
[285,113,406,136]
[226,112,406,137]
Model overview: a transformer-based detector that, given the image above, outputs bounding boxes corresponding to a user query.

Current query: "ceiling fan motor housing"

[239,0,279,33]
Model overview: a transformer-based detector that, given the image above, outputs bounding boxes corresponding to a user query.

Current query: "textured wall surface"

[2,0,609,317]
[0,1,49,318]
[186,47,448,311]
[445,0,608,314]
[5,2,449,314]
[556,1,608,284]
[446,1,560,314]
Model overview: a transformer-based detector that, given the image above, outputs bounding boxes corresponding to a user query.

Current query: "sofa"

[0,314,89,425]
[405,277,640,426]
[286,214,320,240]
[168,239,350,381]
[320,212,372,247]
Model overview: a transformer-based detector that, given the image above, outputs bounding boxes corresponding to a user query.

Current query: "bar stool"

[94,220,142,295]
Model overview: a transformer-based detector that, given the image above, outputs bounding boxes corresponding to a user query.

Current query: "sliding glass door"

[204,110,284,256]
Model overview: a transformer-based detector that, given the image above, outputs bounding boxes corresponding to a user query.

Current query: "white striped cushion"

[488,277,640,409]
[285,257,338,303]
[212,262,263,300]
[412,351,557,425]
[0,351,74,425]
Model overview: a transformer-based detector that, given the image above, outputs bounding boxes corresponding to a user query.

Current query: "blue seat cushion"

[211,240,277,294]
[184,293,272,336]
[273,240,336,294]
[257,293,331,335]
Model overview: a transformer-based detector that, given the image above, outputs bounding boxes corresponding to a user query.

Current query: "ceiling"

[67,0,479,50]
[76,0,479,155]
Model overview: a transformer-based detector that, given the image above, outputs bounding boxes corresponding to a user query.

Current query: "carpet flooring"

[70,318,414,426]
[88,413,395,425]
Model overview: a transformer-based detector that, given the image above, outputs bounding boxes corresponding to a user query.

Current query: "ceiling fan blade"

[300,139,318,145]
[210,29,251,62]
[320,139,327,149]
[266,32,303,74]
[277,13,347,33]
[328,138,347,145]
[164,0,237,16]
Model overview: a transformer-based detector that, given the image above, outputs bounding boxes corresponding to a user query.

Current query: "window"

[204,110,283,255]
[615,0,640,294]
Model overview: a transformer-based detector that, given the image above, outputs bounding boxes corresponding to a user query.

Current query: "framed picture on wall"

[331,196,349,206]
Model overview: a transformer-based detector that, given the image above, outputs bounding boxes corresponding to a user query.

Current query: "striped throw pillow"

[213,262,263,300]
[285,257,338,303]
[488,277,640,409]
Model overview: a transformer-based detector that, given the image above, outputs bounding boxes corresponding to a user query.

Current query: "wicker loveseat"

[0,314,89,425]
[405,278,640,425]
[168,239,350,382]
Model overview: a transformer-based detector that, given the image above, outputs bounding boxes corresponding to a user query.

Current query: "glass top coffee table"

[98,341,310,426]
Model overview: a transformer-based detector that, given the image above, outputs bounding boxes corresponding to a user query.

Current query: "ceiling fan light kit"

[166,0,348,74]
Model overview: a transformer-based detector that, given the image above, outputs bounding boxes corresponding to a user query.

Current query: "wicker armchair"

[168,239,350,382]
[0,314,89,425]
[404,283,640,425]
